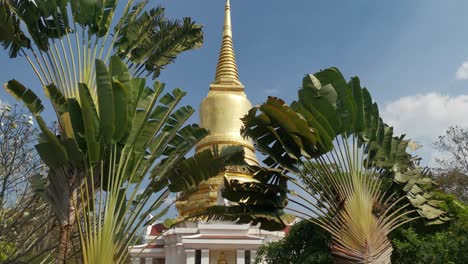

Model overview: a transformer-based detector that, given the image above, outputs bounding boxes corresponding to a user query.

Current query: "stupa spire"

[212,0,243,88]
[176,0,257,217]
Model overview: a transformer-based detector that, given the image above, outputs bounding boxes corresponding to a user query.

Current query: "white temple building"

[130,221,287,264]
[129,1,287,263]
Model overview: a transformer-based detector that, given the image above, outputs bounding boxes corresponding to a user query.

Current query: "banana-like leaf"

[130,78,146,115]
[95,59,115,144]
[44,83,66,109]
[223,175,288,209]
[109,55,133,142]
[114,5,203,79]
[299,74,340,136]
[43,84,77,139]
[78,83,101,162]
[110,55,132,89]
[164,146,246,193]
[9,0,70,51]
[112,80,130,142]
[126,82,164,145]
[135,88,188,151]
[5,79,44,115]
[241,100,310,171]
[235,67,450,262]
[0,1,31,57]
[202,205,294,232]
[160,121,205,157]
[241,68,447,225]
[147,124,209,185]
[29,174,50,202]
[4,80,69,168]
[189,166,292,231]
[142,17,203,79]
[70,0,117,36]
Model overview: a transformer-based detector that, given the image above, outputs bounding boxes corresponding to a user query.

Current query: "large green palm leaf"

[4,56,240,263]
[1,1,203,261]
[0,0,203,98]
[212,68,448,263]
[77,144,244,264]
[240,68,447,224]
[0,1,30,57]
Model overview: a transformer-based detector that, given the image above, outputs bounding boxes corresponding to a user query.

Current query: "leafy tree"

[434,126,468,203]
[0,104,41,207]
[255,220,333,264]
[0,0,203,87]
[208,68,448,263]
[389,192,468,264]
[390,220,468,263]
[0,105,59,264]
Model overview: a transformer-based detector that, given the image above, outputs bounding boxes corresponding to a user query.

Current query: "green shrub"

[255,220,333,264]
[256,203,468,264]
[390,200,468,264]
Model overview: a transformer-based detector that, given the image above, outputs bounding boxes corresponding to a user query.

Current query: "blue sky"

[2,0,468,165]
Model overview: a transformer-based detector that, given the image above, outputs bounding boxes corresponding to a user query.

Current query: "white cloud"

[381,92,468,165]
[455,60,468,80]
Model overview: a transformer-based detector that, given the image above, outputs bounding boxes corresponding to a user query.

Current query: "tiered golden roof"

[212,0,242,87]
[176,0,259,217]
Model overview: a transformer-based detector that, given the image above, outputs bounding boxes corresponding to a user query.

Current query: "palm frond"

[0,1,31,57]
[223,67,449,263]
[115,4,203,79]
[1,0,203,98]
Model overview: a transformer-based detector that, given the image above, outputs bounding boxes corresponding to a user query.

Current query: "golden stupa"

[176,0,259,217]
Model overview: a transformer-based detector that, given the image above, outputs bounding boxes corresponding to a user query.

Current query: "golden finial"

[212,0,243,88]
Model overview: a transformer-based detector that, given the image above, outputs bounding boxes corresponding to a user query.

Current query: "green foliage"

[257,203,468,264]
[432,192,467,216]
[390,226,466,264]
[390,203,468,264]
[203,166,293,231]
[255,220,333,264]
[4,57,240,262]
[0,240,17,262]
[2,0,205,262]
[214,67,450,263]
[0,105,58,264]
[115,5,203,79]
[238,68,448,227]
[5,56,210,186]
[0,1,30,57]
[0,0,203,100]
[77,145,245,264]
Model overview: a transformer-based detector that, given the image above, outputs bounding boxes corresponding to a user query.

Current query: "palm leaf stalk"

[208,68,450,263]
[290,135,417,263]
[76,143,245,264]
